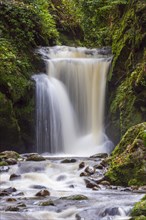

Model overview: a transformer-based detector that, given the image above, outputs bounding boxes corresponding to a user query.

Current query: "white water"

[0,157,144,220]
[33,46,113,155]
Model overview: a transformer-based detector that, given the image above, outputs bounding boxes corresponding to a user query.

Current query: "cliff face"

[107,0,146,144]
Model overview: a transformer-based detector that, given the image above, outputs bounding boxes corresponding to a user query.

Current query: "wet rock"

[84,166,95,175]
[139,186,146,191]
[0,166,9,172]
[6,198,17,202]
[100,159,108,167]
[5,158,17,165]
[5,206,20,211]
[102,207,124,216]
[60,194,88,200]
[16,202,26,207]
[94,177,106,184]
[90,153,108,159]
[120,187,131,192]
[92,186,100,191]
[56,175,66,181]
[80,172,88,177]
[100,180,111,186]
[131,186,139,191]
[69,184,74,188]
[0,187,17,196]
[61,158,77,163]
[84,178,99,189]
[10,173,21,181]
[94,164,104,170]
[13,192,24,196]
[0,151,20,160]
[30,185,47,189]
[39,200,54,206]
[79,162,85,169]
[35,189,50,197]
[26,154,45,161]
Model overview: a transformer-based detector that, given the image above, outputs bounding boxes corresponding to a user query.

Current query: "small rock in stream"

[94,164,104,170]
[56,175,66,181]
[12,191,24,196]
[79,162,85,169]
[60,194,88,200]
[0,187,17,196]
[61,158,77,163]
[100,180,111,186]
[84,166,95,175]
[26,154,46,161]
[16,202,26,207]
[84,178,99,189]
[0,151,20,160]
[5,158,17,165]
[6,198,17,202]
[30,185,47,189]
[10,173,21,181]
[90,153,108,159]
[39,200,55,206]
[80,172,88,177]
[5,206,20,211]
[35,189,50,197]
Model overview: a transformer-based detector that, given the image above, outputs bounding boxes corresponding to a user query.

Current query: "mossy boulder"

[131,195,146,220]
[105,122,146,186]
[60,194,88,200]
[0,151,20,166]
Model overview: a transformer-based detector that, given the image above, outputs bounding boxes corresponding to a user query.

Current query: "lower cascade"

[33,46,113,156]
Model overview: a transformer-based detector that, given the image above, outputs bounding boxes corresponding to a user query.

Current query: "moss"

[106,122,146,186]
[107,0,146,144]
[0,161,8,166]
[0,92,21,148]
[131,195,146,219]
[60,194,88,200]
[108,49,146,143]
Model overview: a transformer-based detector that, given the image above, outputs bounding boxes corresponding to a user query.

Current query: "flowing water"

[32,46,113,155]
[0,155,144,220]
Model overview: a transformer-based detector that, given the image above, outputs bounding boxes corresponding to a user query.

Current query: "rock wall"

[107,0,146,144]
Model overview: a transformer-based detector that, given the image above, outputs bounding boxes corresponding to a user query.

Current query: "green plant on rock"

[131,195,146,219]
[106,122,146,186]
[76,0,128,47]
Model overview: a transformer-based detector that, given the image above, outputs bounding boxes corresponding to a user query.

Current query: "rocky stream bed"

[0,152,145,220]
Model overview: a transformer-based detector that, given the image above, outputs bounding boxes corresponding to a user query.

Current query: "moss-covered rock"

[0,150,20,166]
[131,195,146,219]
[60,194,88,200]
[105,122,146,186]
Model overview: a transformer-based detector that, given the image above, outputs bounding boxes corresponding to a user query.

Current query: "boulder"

[105,123,146,186]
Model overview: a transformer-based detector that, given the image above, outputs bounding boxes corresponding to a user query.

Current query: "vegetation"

[0,0,59,151]
[131,195,146,220]
[105,122,146,186]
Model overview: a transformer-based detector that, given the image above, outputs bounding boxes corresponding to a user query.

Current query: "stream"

[0,153,144,220]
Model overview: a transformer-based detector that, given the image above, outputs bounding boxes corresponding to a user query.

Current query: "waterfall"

[33,46,113,156]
